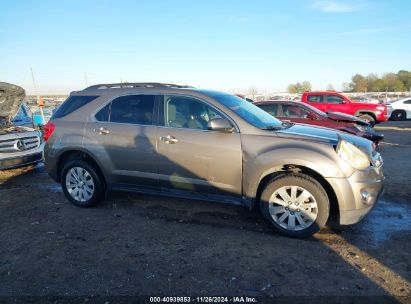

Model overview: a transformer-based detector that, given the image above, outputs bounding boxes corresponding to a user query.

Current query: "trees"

[398,70,411,91]
[287,81,312,94]
[346,70,410,92]
[350,74,368,92]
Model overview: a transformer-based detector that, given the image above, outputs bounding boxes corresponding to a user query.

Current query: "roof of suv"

[84,82,194,90]
[72,82,227,98]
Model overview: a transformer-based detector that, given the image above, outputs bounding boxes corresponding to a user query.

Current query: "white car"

[387,98,411,121]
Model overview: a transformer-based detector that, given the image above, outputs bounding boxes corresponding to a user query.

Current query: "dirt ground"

[0,120,410,302]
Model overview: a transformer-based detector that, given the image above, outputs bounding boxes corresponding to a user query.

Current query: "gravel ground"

[0,120,410,303]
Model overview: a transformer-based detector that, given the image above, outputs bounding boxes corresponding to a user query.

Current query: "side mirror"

[307,112,317,120]
[207,118,234,132]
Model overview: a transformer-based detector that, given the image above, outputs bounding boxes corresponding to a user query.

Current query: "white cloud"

[312,0,359,13]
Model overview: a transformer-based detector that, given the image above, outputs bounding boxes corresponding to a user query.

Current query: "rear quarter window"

[52,95,99,119]
[258,104,279,116]
[307,95,323,103]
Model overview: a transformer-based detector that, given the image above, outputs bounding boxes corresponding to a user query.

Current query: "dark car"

[255,100,384,145]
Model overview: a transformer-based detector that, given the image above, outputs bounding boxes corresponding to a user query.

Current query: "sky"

[0,0,410,95]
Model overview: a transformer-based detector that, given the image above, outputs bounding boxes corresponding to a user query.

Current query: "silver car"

[44,83,384,237]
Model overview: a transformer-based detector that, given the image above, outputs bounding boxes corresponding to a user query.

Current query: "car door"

[403,99,411,118]
[156,94,242,203]
[281,104,312,124]
[87,94,160,189]
[325,94,348,113]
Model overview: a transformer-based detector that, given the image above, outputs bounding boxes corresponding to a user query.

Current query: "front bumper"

[326,159,384,225]
[0,151,43,170]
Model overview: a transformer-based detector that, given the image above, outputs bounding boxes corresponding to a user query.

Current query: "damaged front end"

[0,82,26,128]
[0,82,44,170]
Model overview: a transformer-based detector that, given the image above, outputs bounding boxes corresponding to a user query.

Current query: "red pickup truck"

[301,92,388,125]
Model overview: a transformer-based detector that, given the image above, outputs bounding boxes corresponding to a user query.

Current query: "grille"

[0,136,40,153]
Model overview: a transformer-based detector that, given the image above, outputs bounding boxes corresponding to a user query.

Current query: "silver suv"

[44,83,384,237]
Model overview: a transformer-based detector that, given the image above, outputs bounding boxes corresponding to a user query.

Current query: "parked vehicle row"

[254,100,384,145]
[42,83,385,238]
[300,91,388,126]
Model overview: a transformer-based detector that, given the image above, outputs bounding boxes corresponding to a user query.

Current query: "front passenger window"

[164,96,223,130]
[327,95,344,104]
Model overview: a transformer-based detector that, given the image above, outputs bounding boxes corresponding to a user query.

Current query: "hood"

[0,82,26,128]
[327,111,368,126]
[275,123,374,157]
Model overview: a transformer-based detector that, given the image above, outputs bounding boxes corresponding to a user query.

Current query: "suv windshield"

[214,94,283,129]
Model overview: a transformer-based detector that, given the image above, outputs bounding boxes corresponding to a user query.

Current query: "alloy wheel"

[268,185,318,231]
[65,166,95,202]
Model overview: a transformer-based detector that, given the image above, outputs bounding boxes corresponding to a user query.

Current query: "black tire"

[391,110,406,121]
[61,160,105,207]
[358,114,375,127]
[259,174,329,238]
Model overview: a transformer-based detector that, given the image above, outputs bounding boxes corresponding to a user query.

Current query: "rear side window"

[307,95,323,103]
[53,95,98,119]
[258,104,279,116]
[110,95,155,125]
[404,99,411,104]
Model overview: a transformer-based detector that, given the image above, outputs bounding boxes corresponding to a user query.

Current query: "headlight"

[36,130,44,144]
[337,140,370,170]
[377,106,385,111]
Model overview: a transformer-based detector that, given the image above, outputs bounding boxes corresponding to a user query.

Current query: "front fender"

[242,145,354,204]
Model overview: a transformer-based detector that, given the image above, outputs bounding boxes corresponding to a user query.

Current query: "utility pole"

[30,67,38,95]
[84,72,88,87]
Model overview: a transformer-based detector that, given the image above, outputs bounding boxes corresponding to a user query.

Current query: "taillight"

[43,122,55,141]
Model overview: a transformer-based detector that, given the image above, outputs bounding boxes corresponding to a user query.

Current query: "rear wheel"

[61,160,105,207]
[260,174,329,238]
[358,114,375,126]
[391,110,406,121]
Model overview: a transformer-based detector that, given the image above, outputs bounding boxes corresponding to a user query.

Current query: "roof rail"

[84,82,194,90]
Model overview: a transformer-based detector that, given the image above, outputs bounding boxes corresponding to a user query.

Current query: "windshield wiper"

[261,125,283,130]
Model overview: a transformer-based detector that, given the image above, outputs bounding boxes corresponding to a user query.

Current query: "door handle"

[93,127,110,135]
[160,135,178,144]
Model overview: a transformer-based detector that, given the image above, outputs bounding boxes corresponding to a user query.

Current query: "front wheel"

[358,114,376,127]
[61,160,105,207]
[260,174,329,238]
